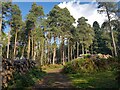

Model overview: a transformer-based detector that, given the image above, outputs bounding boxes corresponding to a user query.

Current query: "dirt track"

[33,68,74,89]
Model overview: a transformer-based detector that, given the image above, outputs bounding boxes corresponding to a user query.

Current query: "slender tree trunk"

[27,34,30,59]
[44,43,46,65]
[85,48,87,54]
[47,39,50,64]
[105,5,117,57]
[68,39,70,62]
[73,47,75,59]
[61,37,65,65]
[70,45,72,60]
[21,44,25,59]
[53,48,56,65]
[31,35,34,59]
[7,31,10,58]
[40,40,44,65]
[40,46,43,65]
[77,41,79,58]
[91,45,93,54]
[13,29,18,59]
[52,37,56,65]
[111,49,114,56]
[82,43,84,54]
[33,48,36,60]
[33,42,36,60]
[49,39,52,64]
[0,15,2,72]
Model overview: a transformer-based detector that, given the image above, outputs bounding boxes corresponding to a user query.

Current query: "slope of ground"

[33,64,74,89]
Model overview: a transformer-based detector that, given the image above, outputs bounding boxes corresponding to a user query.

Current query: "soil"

[32,68,74,89]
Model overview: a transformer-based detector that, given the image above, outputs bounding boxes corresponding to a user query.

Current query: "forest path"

[32,67,74,89]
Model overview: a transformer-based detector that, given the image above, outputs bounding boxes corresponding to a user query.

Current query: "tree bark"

[105,5,117,57]
[7,31,10,58]
[91,45,93,54]
[52,37,56,65]
[33,42,36,60]
[40,39,44,65]
[49,39,51,64]
[21,44,25,59]
[68,39,70,62]
[70,45,72,60]
[77,41,79,58]
[13,29,18,59]
[82,43,84,54]
[40,45,44,65]
[27,34,30,60]
[0,14,2,72]
[61,37,65,65]
[47,39,50,64]
[73,46,75,59]
[31,35,34,59]
[53,47,56,65]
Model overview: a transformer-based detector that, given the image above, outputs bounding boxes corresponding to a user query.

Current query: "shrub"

[7,67,46,89]
[62,58,97,74]
[63,56,118,74]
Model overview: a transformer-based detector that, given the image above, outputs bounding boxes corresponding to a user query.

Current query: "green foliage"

[7,67,46,89]
[82,54,91,58]
[1,2,12,30]
[77,17,94,50]
[63,58,97,74]
[25,2,44,36]
[63,57,118,74]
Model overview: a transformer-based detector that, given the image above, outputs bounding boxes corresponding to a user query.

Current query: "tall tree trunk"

[21,44,25,59]
[7,31,10,58]
[27,34,30,59]
[111,48,114,56]
[40,39,44,65]
[0,14,2,72]
[52,37,56,65]
[31,35,34,59]
[77,41,79,58]
[47,39,50,64]
[53,48,56,65]
[105,5,117,57]
[82,43,84,54]
[13,29,18,59]
[33,49,36,60]
[40,45,44,65]
[70,45,72,60]
[68,39,70,62]
[49,39,52,64]
[61,37,65,65]
[85,48,87,54]
[73,47,75,59]
[91,45,93,54]
[33,42,36,60]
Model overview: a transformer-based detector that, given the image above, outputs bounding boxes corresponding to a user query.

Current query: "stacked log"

[1,58,36,88]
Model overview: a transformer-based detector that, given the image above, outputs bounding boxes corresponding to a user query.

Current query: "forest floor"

[68,71,119,88]
[32,64,119,89]
[32,64,74,89]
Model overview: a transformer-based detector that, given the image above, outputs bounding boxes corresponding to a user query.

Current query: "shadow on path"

[32,68,74,89]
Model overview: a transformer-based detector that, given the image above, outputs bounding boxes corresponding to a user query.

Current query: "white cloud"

[58,1,107,27]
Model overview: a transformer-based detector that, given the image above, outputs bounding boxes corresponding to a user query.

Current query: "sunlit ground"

[68,71,119,88]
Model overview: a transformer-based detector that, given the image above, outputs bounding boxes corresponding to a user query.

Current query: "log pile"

[1,58,36,88]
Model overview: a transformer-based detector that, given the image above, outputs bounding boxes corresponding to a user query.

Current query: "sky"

[58,1,107,26]
[4,1,108,33]
[12,2,60,20]
[12,1,107,26]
